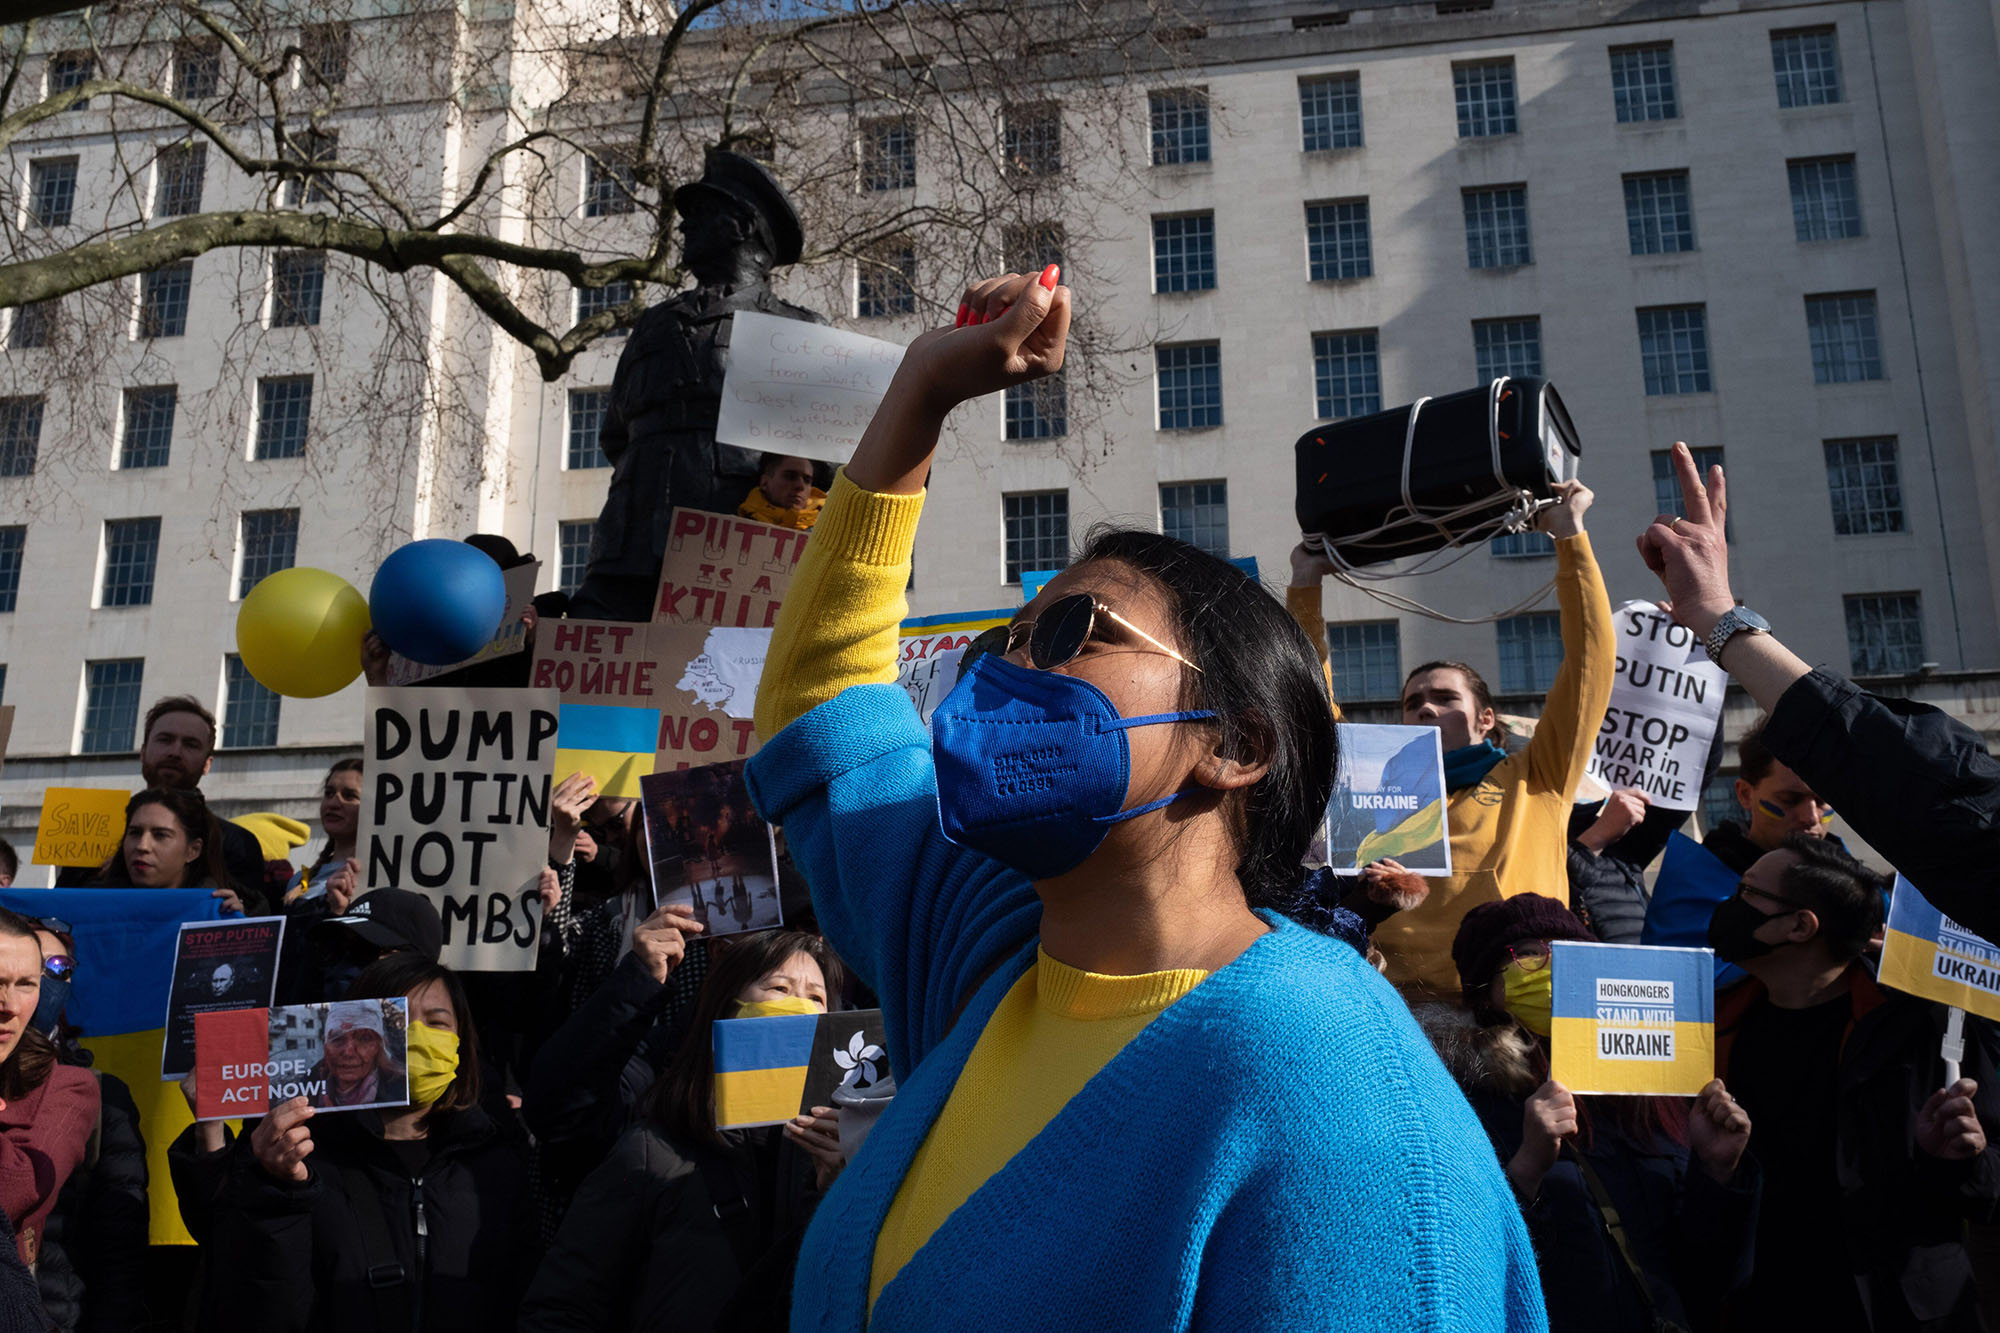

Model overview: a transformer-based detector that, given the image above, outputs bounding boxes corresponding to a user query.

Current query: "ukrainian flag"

[1879,875,2000,1022]
[712,1013,817,1129]
[554,701,661,798]
[1548,940,1715,1097]
[0,888,223,1245]
[1354,732,1446,866]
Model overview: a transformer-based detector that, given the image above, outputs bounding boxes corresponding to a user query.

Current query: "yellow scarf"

[738,486,825,531]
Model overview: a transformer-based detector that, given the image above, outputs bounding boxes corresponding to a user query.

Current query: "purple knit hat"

[1450,893,1597,995]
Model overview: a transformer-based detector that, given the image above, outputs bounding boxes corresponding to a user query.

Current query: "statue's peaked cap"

[673,148,805,267]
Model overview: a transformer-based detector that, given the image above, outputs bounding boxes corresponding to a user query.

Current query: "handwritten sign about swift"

[1549,942,1715,1096]
[192,998,410,1120]
[1320,724,1451,877]
[1880,875,2000,1022]
[1586,601,1726,811]
[715,312,906,465]
[359,687,558,972]
[33,788,130,868]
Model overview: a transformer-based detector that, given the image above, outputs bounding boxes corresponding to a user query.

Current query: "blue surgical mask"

[929,653,1214,880]
[31,976,69,1036]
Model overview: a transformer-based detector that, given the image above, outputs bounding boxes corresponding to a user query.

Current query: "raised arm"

[1286,543,1340,716]
[1523,482,1616,797]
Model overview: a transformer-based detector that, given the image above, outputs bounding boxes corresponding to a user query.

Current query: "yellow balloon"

[235,567,372,698]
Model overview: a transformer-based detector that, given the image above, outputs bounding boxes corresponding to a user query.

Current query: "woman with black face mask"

[738,269,1545,1330]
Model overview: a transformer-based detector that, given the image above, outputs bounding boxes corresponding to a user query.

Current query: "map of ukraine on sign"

[1879,875,2000,1022]
[1549,941,1715,1096]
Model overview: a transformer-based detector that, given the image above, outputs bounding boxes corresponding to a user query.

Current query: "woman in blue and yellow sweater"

[747,267,1546,1331]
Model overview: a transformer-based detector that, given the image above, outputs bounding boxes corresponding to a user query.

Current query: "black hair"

[1778,833,1887,960]
[1737,718,1777,785]
[349,954,481,1113]
[1073,529,1338,920]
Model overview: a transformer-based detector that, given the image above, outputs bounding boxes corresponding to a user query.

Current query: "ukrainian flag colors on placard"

[553,701,661,799]
[712,1013,818,1129]
[1549,941,1716,1096]
[1879,875,2000,1022]
[0,888,224,1245]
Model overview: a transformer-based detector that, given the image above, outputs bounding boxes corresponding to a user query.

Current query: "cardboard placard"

[638,761,782,935]
[359,687,558,972]
[192,998,410,1120]
[1879,875,2000,1022]
[1320,724,1451,876]
[161,917,286,1079]
[1549,942,1716,1096]
[1586,602,1727,812]
[897,608,1011,725]
[713,1008,888,1129]
[714,312,906,465]
[33,788,129,868]
[383,560,542,686]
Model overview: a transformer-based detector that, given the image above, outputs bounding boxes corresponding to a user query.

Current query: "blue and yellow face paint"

[1548,941,1715,1096]
[553,701,661,799]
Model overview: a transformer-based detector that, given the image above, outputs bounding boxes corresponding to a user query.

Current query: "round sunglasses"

[961,593,1202,675]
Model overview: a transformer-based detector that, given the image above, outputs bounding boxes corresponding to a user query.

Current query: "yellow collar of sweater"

[1034,947,1209,1021]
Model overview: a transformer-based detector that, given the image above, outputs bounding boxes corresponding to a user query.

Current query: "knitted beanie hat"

[1451,893,1596,994]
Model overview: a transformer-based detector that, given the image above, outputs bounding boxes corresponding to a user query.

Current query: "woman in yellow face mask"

[520,930,850,1332]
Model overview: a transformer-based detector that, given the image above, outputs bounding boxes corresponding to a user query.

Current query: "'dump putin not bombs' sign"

[1550,942,1715,1095]
[1586,602,1726,812]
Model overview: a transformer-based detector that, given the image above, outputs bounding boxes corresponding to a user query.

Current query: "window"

[567,389,611,468]
[1650,447,1730,541]
[222,655,282,747]
[1474,317,1542,382]
[1772,27,1840,107]
[857,246,917,318]
[139,263,193,338]
[1463,185,1531,269]
[101,518,162,608]
[1003,103,1062,177]
[1002,222,1065,275]
[1153,213,1216,293]
[1004,375,1068,440]
[174,39,221,99]
[0,397,43,477]
[9,302,52,350]
[49,51,92,107]
[1790,157,1862,243]
[576,280,635,334]
[1845,593,1923,675]
[81,660,145,754]
[583,152,638,217]
[120,387,177,469]
[1160,481,1228,556]
[238,508,299,596]
[1610,44,1678,122]
[1637,305,1712,395]
[1149,90,1210,165]
[1313,331,1381,420]
[1496,611,1564,694]
[1454,60,1517,138]
[270,251,326,327]
[154,143,206,217]
[1807,292,1883,383]
[559,521,594,595]
[1305,200,1372,281]
[0,527,21,613]
[1824,437,1904,534]
[1326,621,1401,702]
[29,158,78,228]
[301,22,350,86]
[255,376,313,459]
[1003,492,1069,584]
[1156,343,1223,430]
[1490,531,1556,558]
[859,119,915,191]
[1299,74,1362,151]
[1624,171,1695,255]
[282,130,337,206]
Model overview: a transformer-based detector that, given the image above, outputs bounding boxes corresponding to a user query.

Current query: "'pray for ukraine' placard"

[1878,875,2000,1022]
[1549,942,1715,1096]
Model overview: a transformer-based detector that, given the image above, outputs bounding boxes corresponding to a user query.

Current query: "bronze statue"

[569,149,825,622]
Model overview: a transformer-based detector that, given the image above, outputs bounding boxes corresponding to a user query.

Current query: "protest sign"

[553,702,660,799]
[1321,724,1450,876]
[1586,601,1726,811]
[714,312,905,465]
[897,607,1010,724]
[360,686,558,971]
[33,787,129,867]
[1879,875,2000,1023]
[713,1008,888,1130]
[193,997,410,1120]
[1549,942,1715,1096]
[384,560,541,686]
[639,761,782,934]
[161,917,285,1079]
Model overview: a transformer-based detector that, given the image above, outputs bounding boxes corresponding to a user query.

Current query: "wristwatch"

[1704,606,1771,665]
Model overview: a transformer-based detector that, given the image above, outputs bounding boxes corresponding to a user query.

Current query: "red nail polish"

[954,303,968,328]
[1039,263,1060,290]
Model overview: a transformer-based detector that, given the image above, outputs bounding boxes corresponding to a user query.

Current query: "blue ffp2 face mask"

[929,653,1215,880]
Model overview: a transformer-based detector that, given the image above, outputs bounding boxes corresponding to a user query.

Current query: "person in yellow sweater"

[737,452,825,531]
[1289,494,1616,994]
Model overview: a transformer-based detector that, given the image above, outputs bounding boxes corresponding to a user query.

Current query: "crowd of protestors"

[0,272,1993,1333]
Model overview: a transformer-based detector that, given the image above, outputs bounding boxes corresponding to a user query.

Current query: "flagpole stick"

[1942,1005,1966,1088]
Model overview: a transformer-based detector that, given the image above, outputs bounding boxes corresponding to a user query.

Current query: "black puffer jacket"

[170,1105,531,1333]
[35,1070,148,1333]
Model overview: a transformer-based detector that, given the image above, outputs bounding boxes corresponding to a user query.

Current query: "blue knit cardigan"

[747,684,1547,1332]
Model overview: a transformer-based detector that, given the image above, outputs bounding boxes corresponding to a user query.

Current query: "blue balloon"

[369,540,508,666]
